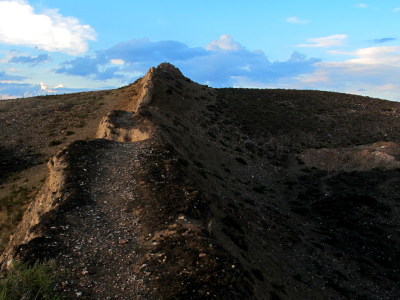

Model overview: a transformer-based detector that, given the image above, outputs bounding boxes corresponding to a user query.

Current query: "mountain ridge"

[1,63,400,299]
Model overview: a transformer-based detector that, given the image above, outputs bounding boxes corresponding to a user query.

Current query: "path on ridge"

[53,140,154,299]
[44,138,249,300]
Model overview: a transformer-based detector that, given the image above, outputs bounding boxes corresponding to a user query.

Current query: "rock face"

[96,110,154,142]
[96,67,158,142]
[0,150,70,268]
[137,66,155,108]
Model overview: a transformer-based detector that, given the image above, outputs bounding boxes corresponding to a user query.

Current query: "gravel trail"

[54,141,153,299]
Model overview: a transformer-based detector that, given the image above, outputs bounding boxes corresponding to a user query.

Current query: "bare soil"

[1,63,400,299]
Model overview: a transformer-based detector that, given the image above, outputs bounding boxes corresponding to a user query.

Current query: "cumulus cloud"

[297,35,347,48]
[205,35,246,51]
[369,38,397,44]
[286,17,309,24]
[53,35,321,87]
[9,53,51,65]
[0,0,96,55]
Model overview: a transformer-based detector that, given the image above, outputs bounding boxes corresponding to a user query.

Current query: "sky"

[0,0,400,101]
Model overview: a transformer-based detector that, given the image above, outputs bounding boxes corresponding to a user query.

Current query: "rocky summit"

[1,63,400,299]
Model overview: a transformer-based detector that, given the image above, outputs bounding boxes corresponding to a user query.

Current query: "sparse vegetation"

[0,260,63,300]
[178,158,189,167]
[253,185,266,193]
[252,268,265,281]
[235,157,247,165]
[2,65,400,300]
[48,140,61,147]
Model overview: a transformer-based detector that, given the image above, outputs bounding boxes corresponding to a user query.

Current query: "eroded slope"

[0,64,253,300]
[2,62,400,300]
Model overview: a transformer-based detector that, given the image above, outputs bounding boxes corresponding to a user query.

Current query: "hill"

[1,63,400,299]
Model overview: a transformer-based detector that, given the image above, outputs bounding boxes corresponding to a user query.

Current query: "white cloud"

[286,17,309,24]
[394,7,400,12]
[206,35,245,52]
[40,81,66,92]
[295,46,400,101]
[357,3,367,8]
[345,46,400,65]
[0,0,96,55]
[110,59,125,65]
[297,34,347,48]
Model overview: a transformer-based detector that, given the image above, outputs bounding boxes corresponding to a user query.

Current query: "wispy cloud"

[0,0,96,55]
[286,17,309,24]
[369,38,397,44]
[9,54,51,65]
[297,35,347,48]
[394,7,400,12]
[357,3,367,8]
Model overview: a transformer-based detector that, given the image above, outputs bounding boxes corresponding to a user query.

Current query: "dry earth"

[1,63,400,299]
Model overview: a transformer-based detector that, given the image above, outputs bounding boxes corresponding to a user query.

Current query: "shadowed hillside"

[1,63,400,299]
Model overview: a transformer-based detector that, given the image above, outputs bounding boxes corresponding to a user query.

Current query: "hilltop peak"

[156,62,184,78]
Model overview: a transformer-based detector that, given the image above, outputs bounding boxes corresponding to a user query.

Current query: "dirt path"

[52,141,151,299]
[27,138,251,300]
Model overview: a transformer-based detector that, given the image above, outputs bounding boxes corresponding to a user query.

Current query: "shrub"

[6,172,20,183]
[221,215,244,234]
[334,269,349,281]
[253,185,266,193]
[0,260,63,300]
[235,157,247,165]
[178,158,189,167]
[244,198,256,206]
[252,268,265,281]
[133,76,143,84]
[48,140,61,147]
[194,160,204,168]
[198,169,208,179]
[66,130,74,136]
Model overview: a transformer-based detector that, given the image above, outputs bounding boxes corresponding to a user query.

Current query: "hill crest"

[1,63,400,299]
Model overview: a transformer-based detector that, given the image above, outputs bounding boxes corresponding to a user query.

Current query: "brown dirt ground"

[1,63,400,299]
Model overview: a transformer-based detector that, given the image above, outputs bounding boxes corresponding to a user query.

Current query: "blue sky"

[0,0,400,101]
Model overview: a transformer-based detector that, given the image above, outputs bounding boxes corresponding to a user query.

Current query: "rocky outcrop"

[0,151,70,268]
[96,110,154,142]
[96,66,160,142]
[123,67,155,112]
